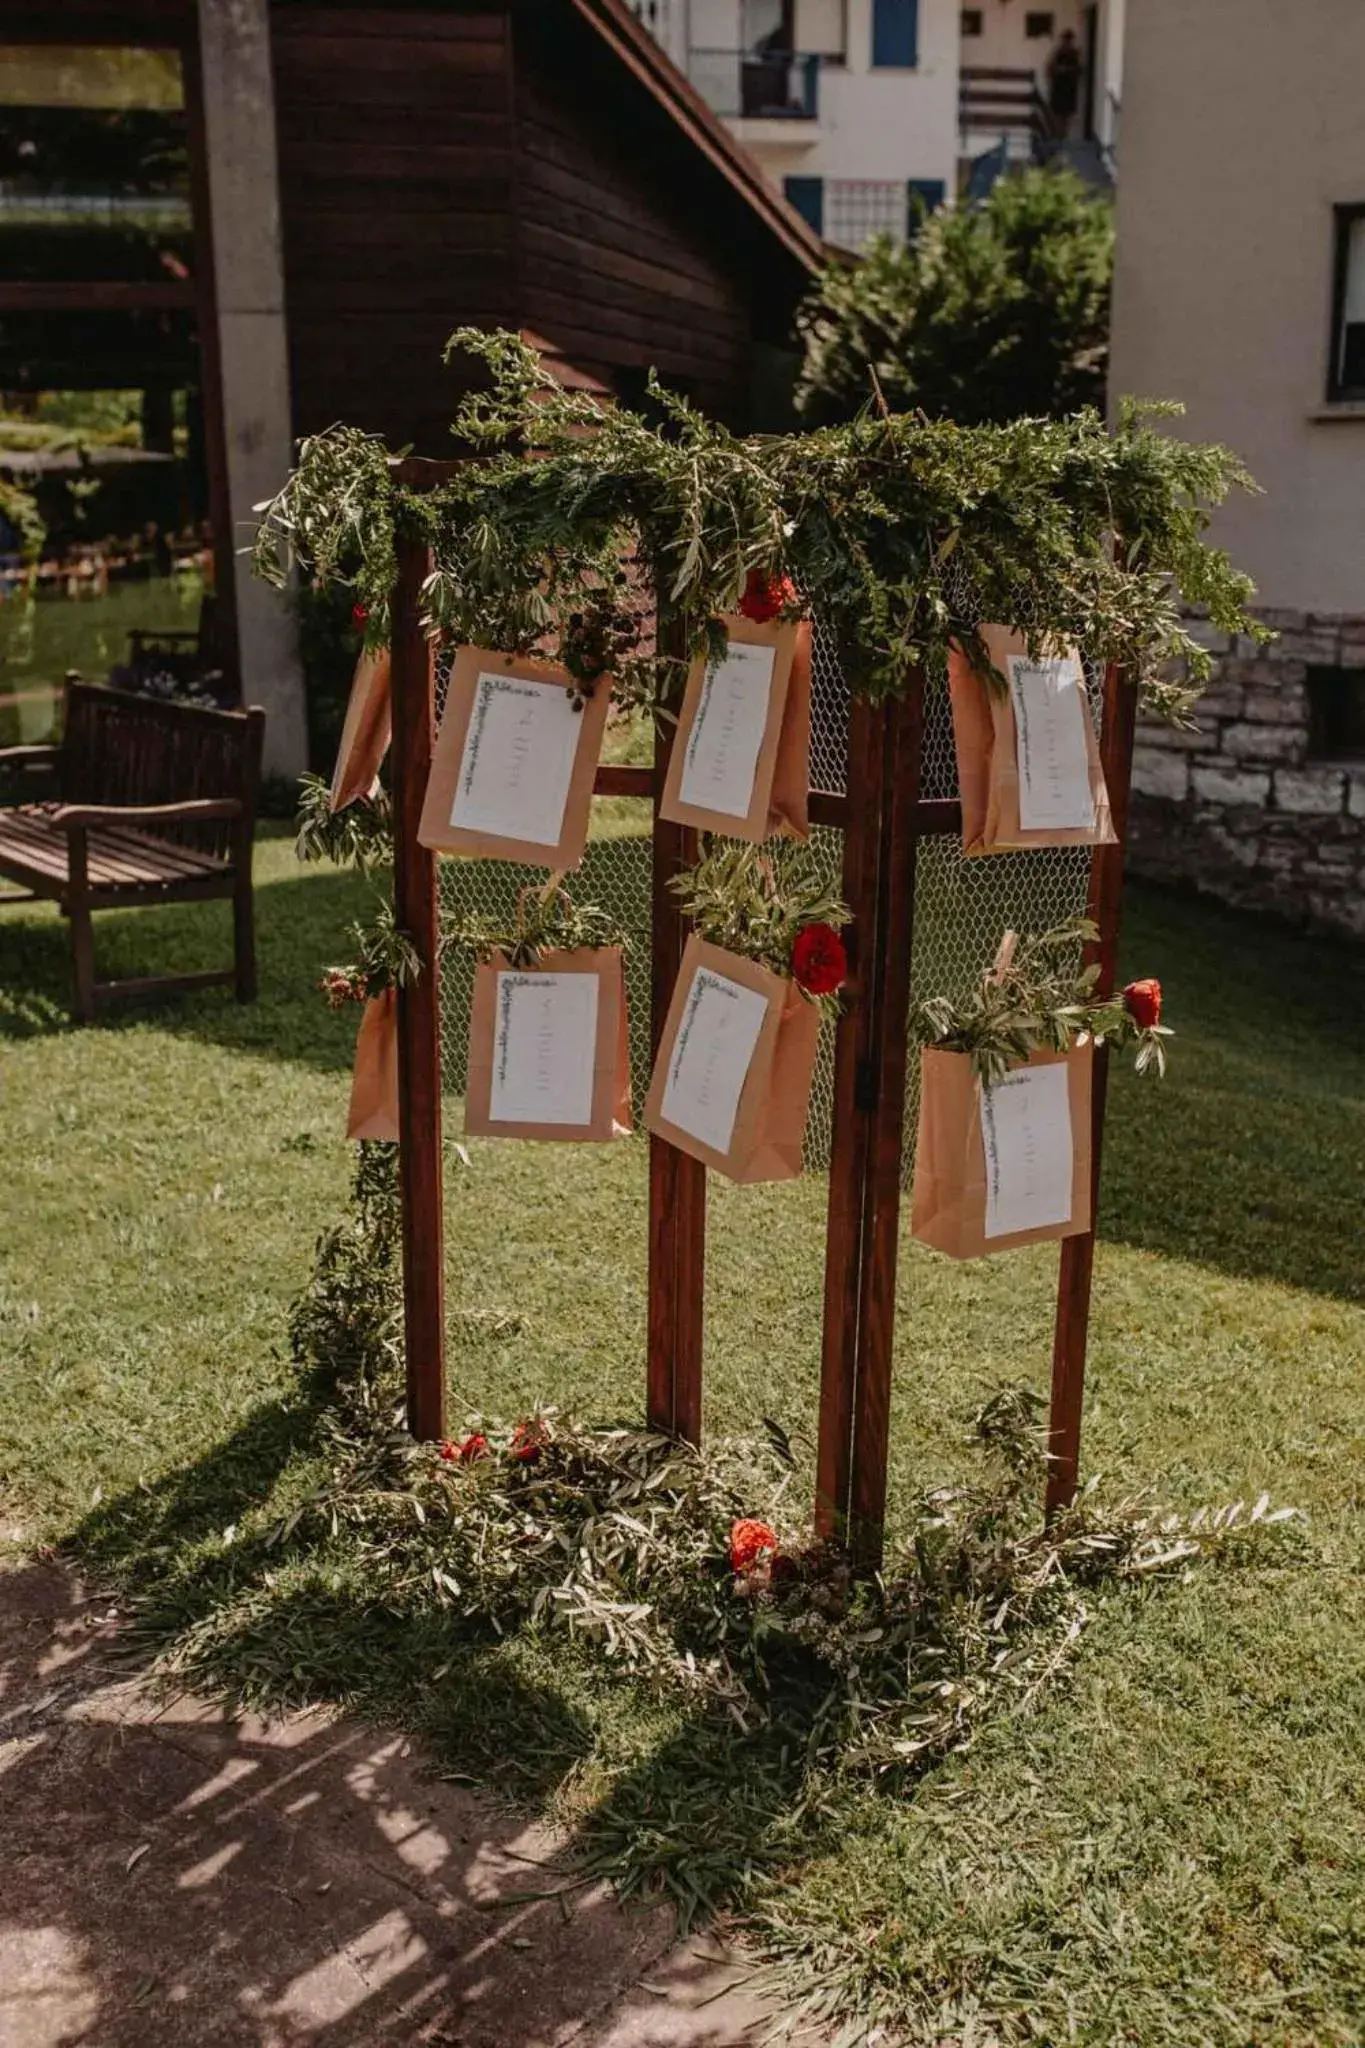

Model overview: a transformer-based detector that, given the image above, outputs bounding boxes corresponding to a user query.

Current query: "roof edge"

[563,0,829,275]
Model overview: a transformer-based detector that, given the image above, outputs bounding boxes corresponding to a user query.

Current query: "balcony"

[687,48,821,123]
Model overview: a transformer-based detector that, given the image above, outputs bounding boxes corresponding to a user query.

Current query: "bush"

[794,167,1114,428]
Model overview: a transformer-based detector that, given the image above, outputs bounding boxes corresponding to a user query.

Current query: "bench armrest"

[0,744,60,767]
[53,797,244,828]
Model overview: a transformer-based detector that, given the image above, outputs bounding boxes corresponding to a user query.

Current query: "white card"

[1008,655,1096,831]
[677,640,777,819]
[490,971,599,1126]
[450,672,582,847]
[661,966,770,1154]
[980,1062,1074,1240]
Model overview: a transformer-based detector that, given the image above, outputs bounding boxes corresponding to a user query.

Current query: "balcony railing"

[687,48,821,122]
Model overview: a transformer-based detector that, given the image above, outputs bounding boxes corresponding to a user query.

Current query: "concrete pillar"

[197,0,308,781]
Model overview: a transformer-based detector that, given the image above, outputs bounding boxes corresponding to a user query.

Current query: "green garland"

[911,918,1170,1084]
[254,329,1268,723]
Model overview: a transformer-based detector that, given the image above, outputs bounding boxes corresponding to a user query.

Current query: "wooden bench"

[0,681,265,1022]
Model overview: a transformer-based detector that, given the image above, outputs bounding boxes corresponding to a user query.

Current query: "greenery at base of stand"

[911,916,1171,1084]
[252,329,1269,726]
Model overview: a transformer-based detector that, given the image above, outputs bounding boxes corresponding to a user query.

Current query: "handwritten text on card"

[661,966,769,1154]
[980,1061,1074,1239]
[678,641,777,820]
[1007,655,1095,832]
[451,673,582,847]
[490,972,599,1127]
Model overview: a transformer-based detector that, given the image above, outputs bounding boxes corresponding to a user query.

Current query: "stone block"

[1222,721,1305,764]
[1253,606,1307,632]
[1131,748,1190,800]
[1272,766,1347,815]
[1241,684,1308,724]
[1348,774,1365,819]
[1192,763,1271,806]
[1274,631,1340,665]
[1135,718,1217,752]
[1183,618,1232,654]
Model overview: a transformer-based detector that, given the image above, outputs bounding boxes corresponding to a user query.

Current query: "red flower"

[437,1440,458,1462]
[459,1433,489,1463]
[352,601,369,628]
[737,570,798,624]
[509,1419,547,1465]
[320,966,367,1008]
[1123,978,1162,1029]
[729,1518,779,1573]
[791,923,848,997]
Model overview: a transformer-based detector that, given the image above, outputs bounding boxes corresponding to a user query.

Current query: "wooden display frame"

[385,495,1138,1565]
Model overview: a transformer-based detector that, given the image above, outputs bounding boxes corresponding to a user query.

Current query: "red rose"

[729,1518,779,1573]
[509,1419,547,1465]
[1123,978,1162,1029]
[352,601,369,628]
[791,923,848,997]
[458,1432,488,1463]
[437,1440,458,1462]
[737,570,798,624]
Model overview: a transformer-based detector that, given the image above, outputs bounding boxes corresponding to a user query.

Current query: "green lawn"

[1,833,1363,2045]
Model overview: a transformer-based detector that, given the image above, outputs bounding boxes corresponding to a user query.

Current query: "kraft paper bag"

[948,626,1116,855]
[910,1043,1093,1259]
[464,946,632,1142]
[329,647,392,812]
[346,989,400,1142]
[419,647,612,870]
[644,935,821,1184]
[660,617,811,842]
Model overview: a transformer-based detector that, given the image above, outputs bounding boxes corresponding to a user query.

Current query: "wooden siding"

[513,12,757,423]
[271,5,517,452]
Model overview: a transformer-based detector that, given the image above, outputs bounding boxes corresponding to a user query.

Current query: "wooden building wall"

[271,4,518,452]
[512,20,755,423]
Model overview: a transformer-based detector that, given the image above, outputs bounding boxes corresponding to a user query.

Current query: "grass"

[1,832,1363,2045]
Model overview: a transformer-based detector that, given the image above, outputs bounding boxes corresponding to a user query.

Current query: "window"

[1025,11,1056,35]
[961,9,983,33]
[1328,205,1365,402]
[826,178,905,248]
[907,178,945,234]
[1308,668,1365,761]
[871,0,918,68]
[783,173,823,235]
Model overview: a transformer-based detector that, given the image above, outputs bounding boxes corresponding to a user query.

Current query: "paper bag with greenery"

[329,647,392,812]
[660,615,811,842]
[949,625,1116,855]
[346,988,400,1142]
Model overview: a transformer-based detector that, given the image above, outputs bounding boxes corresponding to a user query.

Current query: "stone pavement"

[0,1560,815,2048]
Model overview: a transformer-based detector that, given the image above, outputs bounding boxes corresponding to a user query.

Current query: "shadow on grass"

[1101,882,1365,1303]
[0,858,373,1071]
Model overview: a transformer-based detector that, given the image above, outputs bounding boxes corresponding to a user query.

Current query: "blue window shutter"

[784,175,824,235]
[872,0,919,67]
[906,178,945,234]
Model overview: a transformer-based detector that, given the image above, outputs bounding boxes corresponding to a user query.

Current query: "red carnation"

[729,1518,779,1573]
[437,1440,458,1462]
[459,1433,489,1463]
[509,1419,548,1465]
[352,601,369,628]
[1123,978,1162,1030]
[791,923,848,997]
[737,570,798,624]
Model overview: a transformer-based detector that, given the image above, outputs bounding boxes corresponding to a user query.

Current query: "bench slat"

[0,807,229,889]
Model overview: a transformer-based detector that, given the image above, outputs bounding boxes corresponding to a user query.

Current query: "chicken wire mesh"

[432,624,1101,1178]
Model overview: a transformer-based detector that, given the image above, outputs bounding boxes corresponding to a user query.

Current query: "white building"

[630,0,1124,247]
[1110,0,1365,940]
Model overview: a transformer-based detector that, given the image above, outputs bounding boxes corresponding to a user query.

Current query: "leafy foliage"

[671,839,850,1012]
[795,167,1115,428]
[912,917,1171,1083]
[295,771,393,875]
[0,474,46,566]
[252,328,1267,723]
[287,1141,402,1401]
[444,881,629,967]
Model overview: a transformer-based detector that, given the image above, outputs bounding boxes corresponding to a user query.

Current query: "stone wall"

[1127,609,1365,941]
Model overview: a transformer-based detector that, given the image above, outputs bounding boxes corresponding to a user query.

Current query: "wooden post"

[814,692,884,1538]
[647,680,705,1444]
[847,678,925,1568]
[390,527,447,1443]
[1045,661,1138,1516]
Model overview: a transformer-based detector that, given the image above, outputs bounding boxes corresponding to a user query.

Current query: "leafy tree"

[794,168,1114,427]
